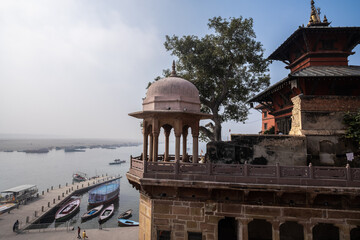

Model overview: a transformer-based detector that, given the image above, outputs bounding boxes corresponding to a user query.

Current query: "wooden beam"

[302,31,310,52]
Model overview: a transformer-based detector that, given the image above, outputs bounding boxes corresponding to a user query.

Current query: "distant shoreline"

[0,138,141,153]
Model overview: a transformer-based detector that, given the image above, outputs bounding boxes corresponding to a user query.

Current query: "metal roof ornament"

[307,0,330,27]
[171,60,177,77]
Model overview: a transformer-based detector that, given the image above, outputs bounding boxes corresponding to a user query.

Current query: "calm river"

[0,144,142,229]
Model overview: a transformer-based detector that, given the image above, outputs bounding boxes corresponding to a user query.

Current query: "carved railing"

[129,156,360,187]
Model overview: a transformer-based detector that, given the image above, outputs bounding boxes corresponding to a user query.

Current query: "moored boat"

[118,209,132,219]
[81,204,103,221]
[72,172,87,182]
[0,203,18,215]
[109,159,126,165]
[88,180,120,206]
[55,198,81,221]
[98,204,114,222]
[118,219,139,226]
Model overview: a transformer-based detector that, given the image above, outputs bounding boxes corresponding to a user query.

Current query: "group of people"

[77,226,88,239]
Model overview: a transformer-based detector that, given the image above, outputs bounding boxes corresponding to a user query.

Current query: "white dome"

[143,76,201,112]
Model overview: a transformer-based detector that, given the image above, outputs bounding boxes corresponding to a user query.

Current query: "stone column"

[304,222,314,240]
[153,131,159,162]
[175,133,181,162]
[192,125,199,163]
[272,220,280,240]
[237,218,250,240]
[164,131,170,161]
[149,133,153,162]
[192,135,199,163]
[182,129,188,162]
[337,223,350,240]
[163,125,172,162]
[143,132,148,162]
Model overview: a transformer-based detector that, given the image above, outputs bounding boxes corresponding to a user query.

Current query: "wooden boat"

[55,198,80,221]
[98,204,114,222]
[72,172,87,182]
[0,203,17,215]
[81,204,103,221]
[88,180,120,206]
[118,209,132,219]
[109,159,126,165]
[118,219,139,226]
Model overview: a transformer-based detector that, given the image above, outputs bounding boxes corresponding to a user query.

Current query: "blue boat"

[118,219,139,226]
[81,204,103,221]
[88,180,120,206]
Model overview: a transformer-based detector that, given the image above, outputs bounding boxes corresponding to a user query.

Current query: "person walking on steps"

[13,220,19,233]
[77,226,81,239]
[83,230,89,239]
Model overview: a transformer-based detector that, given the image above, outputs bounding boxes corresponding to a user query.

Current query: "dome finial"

[171,60,177,77]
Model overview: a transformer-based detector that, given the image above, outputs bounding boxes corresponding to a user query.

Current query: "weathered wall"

[152,199,219,240]
[139,193,152,240]
[207,135,307,166]
[290,95,360,136]
[149,197,360,240]
[289,95,360,165]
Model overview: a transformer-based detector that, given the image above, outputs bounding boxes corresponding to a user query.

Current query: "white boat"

[55,198,81,221]
[81,205,103,221]
[98,204,114,222]
[0,203,17,215]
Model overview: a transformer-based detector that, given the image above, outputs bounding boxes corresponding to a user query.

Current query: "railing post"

[207,161,212,175]
[276,162,280,179]
[346,164,351,181]
[143,159,147,173]
[309,163,313,179]
[175,161,179,175]
[244,161,248,177]
[130,155,133,169]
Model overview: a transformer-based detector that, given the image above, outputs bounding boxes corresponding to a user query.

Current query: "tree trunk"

[213,117,222,141]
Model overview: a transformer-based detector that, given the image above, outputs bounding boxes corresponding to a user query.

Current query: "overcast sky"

[1,0,360,141]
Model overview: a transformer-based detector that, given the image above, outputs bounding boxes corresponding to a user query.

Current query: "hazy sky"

[1,0,360,141]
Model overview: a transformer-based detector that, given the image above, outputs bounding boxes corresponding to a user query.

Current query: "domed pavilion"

[129,61,211,163]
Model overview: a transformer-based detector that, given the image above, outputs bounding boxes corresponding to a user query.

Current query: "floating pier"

[0,175,120,239]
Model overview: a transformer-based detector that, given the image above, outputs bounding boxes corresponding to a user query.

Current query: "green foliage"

[343,109,360,146]
[264,126,275,134]
[164,16,270,141]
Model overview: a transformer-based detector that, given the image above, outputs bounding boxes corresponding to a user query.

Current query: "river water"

[0,144,143,229]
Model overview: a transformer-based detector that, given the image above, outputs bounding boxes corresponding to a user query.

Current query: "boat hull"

[55,199,81,221]
[118,209,132,219]
[81,205,103,221]
[118,219,139,227]
[99,204,114,222]
[88,181,120,206]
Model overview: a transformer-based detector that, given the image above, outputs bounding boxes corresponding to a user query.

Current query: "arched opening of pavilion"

[248,219,272,240]
[312,223,339,240]
[280,221,304,240]
[129,62,211,163]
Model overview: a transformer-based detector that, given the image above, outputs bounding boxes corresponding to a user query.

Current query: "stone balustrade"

[129,156,360,187]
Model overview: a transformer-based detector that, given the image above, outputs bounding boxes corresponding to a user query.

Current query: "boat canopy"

[2,185,37,194]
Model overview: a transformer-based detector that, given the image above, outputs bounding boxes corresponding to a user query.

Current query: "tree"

[343,109,360,147]
[164,16,270,141]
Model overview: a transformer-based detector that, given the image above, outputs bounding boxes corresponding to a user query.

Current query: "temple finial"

[171,60,177,77]
[307,0,329,27]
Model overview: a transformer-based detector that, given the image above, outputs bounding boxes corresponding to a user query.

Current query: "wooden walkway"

[0,175,120,239]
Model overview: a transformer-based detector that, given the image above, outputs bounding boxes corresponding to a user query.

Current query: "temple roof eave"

[268,27,360,61]
[247,65,360,103]
[128,110,212,120]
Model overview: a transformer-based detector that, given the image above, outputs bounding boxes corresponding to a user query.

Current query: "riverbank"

[7,227,139,240]
[0,138,140,152]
